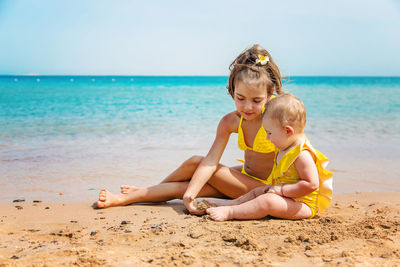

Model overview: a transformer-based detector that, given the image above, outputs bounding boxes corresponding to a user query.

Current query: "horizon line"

[1,74,400,78]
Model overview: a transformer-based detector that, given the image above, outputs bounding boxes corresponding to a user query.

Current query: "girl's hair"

[227,44,284,98]
[263,93,306,132]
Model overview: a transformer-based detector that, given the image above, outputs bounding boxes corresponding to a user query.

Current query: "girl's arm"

[269,150,319,198]
[183,113,236,214]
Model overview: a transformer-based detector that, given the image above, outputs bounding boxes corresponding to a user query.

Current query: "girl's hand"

[183,196,205,215]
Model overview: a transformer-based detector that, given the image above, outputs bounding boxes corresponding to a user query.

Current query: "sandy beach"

[1,192,399,266]
[2,0,400,265]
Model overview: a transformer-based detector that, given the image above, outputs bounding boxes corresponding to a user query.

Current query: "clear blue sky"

[1,0,399,76]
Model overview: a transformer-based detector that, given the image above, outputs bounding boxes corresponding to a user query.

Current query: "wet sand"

[1,192,400,266]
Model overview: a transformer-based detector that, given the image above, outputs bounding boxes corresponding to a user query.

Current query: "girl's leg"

[97,163,266,208]
[206,165,267,199]
[98,181,224,208]
[207,193,312,221]
[120,155,203,194]
[160,155,203,183]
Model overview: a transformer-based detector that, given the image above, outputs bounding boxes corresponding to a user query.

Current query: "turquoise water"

[286,77,400,141]
[1,76,400,201]
[1,76,229,151]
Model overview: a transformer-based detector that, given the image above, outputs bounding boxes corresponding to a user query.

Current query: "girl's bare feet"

[207,206,234,221]
[120,185,140,194]
[97,189,124,208]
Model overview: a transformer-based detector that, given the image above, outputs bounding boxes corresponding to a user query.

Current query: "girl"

[97,44,284,214]
[206,94,333,221]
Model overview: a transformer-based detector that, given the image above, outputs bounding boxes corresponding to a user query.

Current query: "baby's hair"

[263,93,306,132]
[227,44,284,98]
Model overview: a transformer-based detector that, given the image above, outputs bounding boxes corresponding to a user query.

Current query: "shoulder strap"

[238,115,244,129]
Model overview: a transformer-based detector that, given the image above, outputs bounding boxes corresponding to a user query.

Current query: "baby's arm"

[209,185,269,207]
[270,150,319,198]
[233,185,269,204]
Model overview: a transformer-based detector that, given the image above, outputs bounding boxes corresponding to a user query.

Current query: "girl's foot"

[97,189,124,208]
[207,206,234,221]
[120,185,140,194]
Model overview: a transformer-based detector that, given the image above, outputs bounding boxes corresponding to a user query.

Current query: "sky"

[0,0,400,76]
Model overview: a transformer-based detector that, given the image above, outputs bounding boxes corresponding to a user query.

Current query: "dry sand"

[1,192,400,266]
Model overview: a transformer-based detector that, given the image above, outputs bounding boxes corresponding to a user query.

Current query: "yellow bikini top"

[266,138,333,212]
[237,103,275,154]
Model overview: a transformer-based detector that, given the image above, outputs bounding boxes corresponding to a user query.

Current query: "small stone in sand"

[304,251,315,257]
[33,200,42,203]
[13,199,25,203]
[197,200,217,211]
[188,231,203,239]
[15,206,23,210]
[60,228,70,234]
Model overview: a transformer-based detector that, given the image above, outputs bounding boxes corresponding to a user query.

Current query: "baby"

[206,93,333,221]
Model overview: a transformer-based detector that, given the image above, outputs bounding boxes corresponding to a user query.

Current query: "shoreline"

[1,192,399,266]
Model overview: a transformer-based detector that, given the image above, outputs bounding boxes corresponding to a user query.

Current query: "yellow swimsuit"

[237,105,276,184]
[237,116,275,153]
[266,138,333,218]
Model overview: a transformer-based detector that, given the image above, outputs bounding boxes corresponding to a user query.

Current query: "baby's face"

[263,115,288,149]
[233,81,268,121]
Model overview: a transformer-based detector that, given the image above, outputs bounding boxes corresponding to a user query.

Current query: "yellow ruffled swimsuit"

[237,105,276,184]
[266,138,333,218]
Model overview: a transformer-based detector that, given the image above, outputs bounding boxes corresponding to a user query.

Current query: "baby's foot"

[97,189,123,208]
[207,206,234,221]
[120,185,140,194]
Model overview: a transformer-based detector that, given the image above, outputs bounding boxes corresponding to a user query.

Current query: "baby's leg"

[207,185,267,207]
[207,192,312,221]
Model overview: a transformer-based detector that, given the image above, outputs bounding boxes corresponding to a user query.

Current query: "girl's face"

[263,115,288,150]
[233,81,269,120]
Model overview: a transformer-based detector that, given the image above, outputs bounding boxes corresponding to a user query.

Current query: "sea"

[1,76,399,203]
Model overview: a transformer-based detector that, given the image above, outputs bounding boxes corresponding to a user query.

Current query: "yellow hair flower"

[256,55,269,65]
